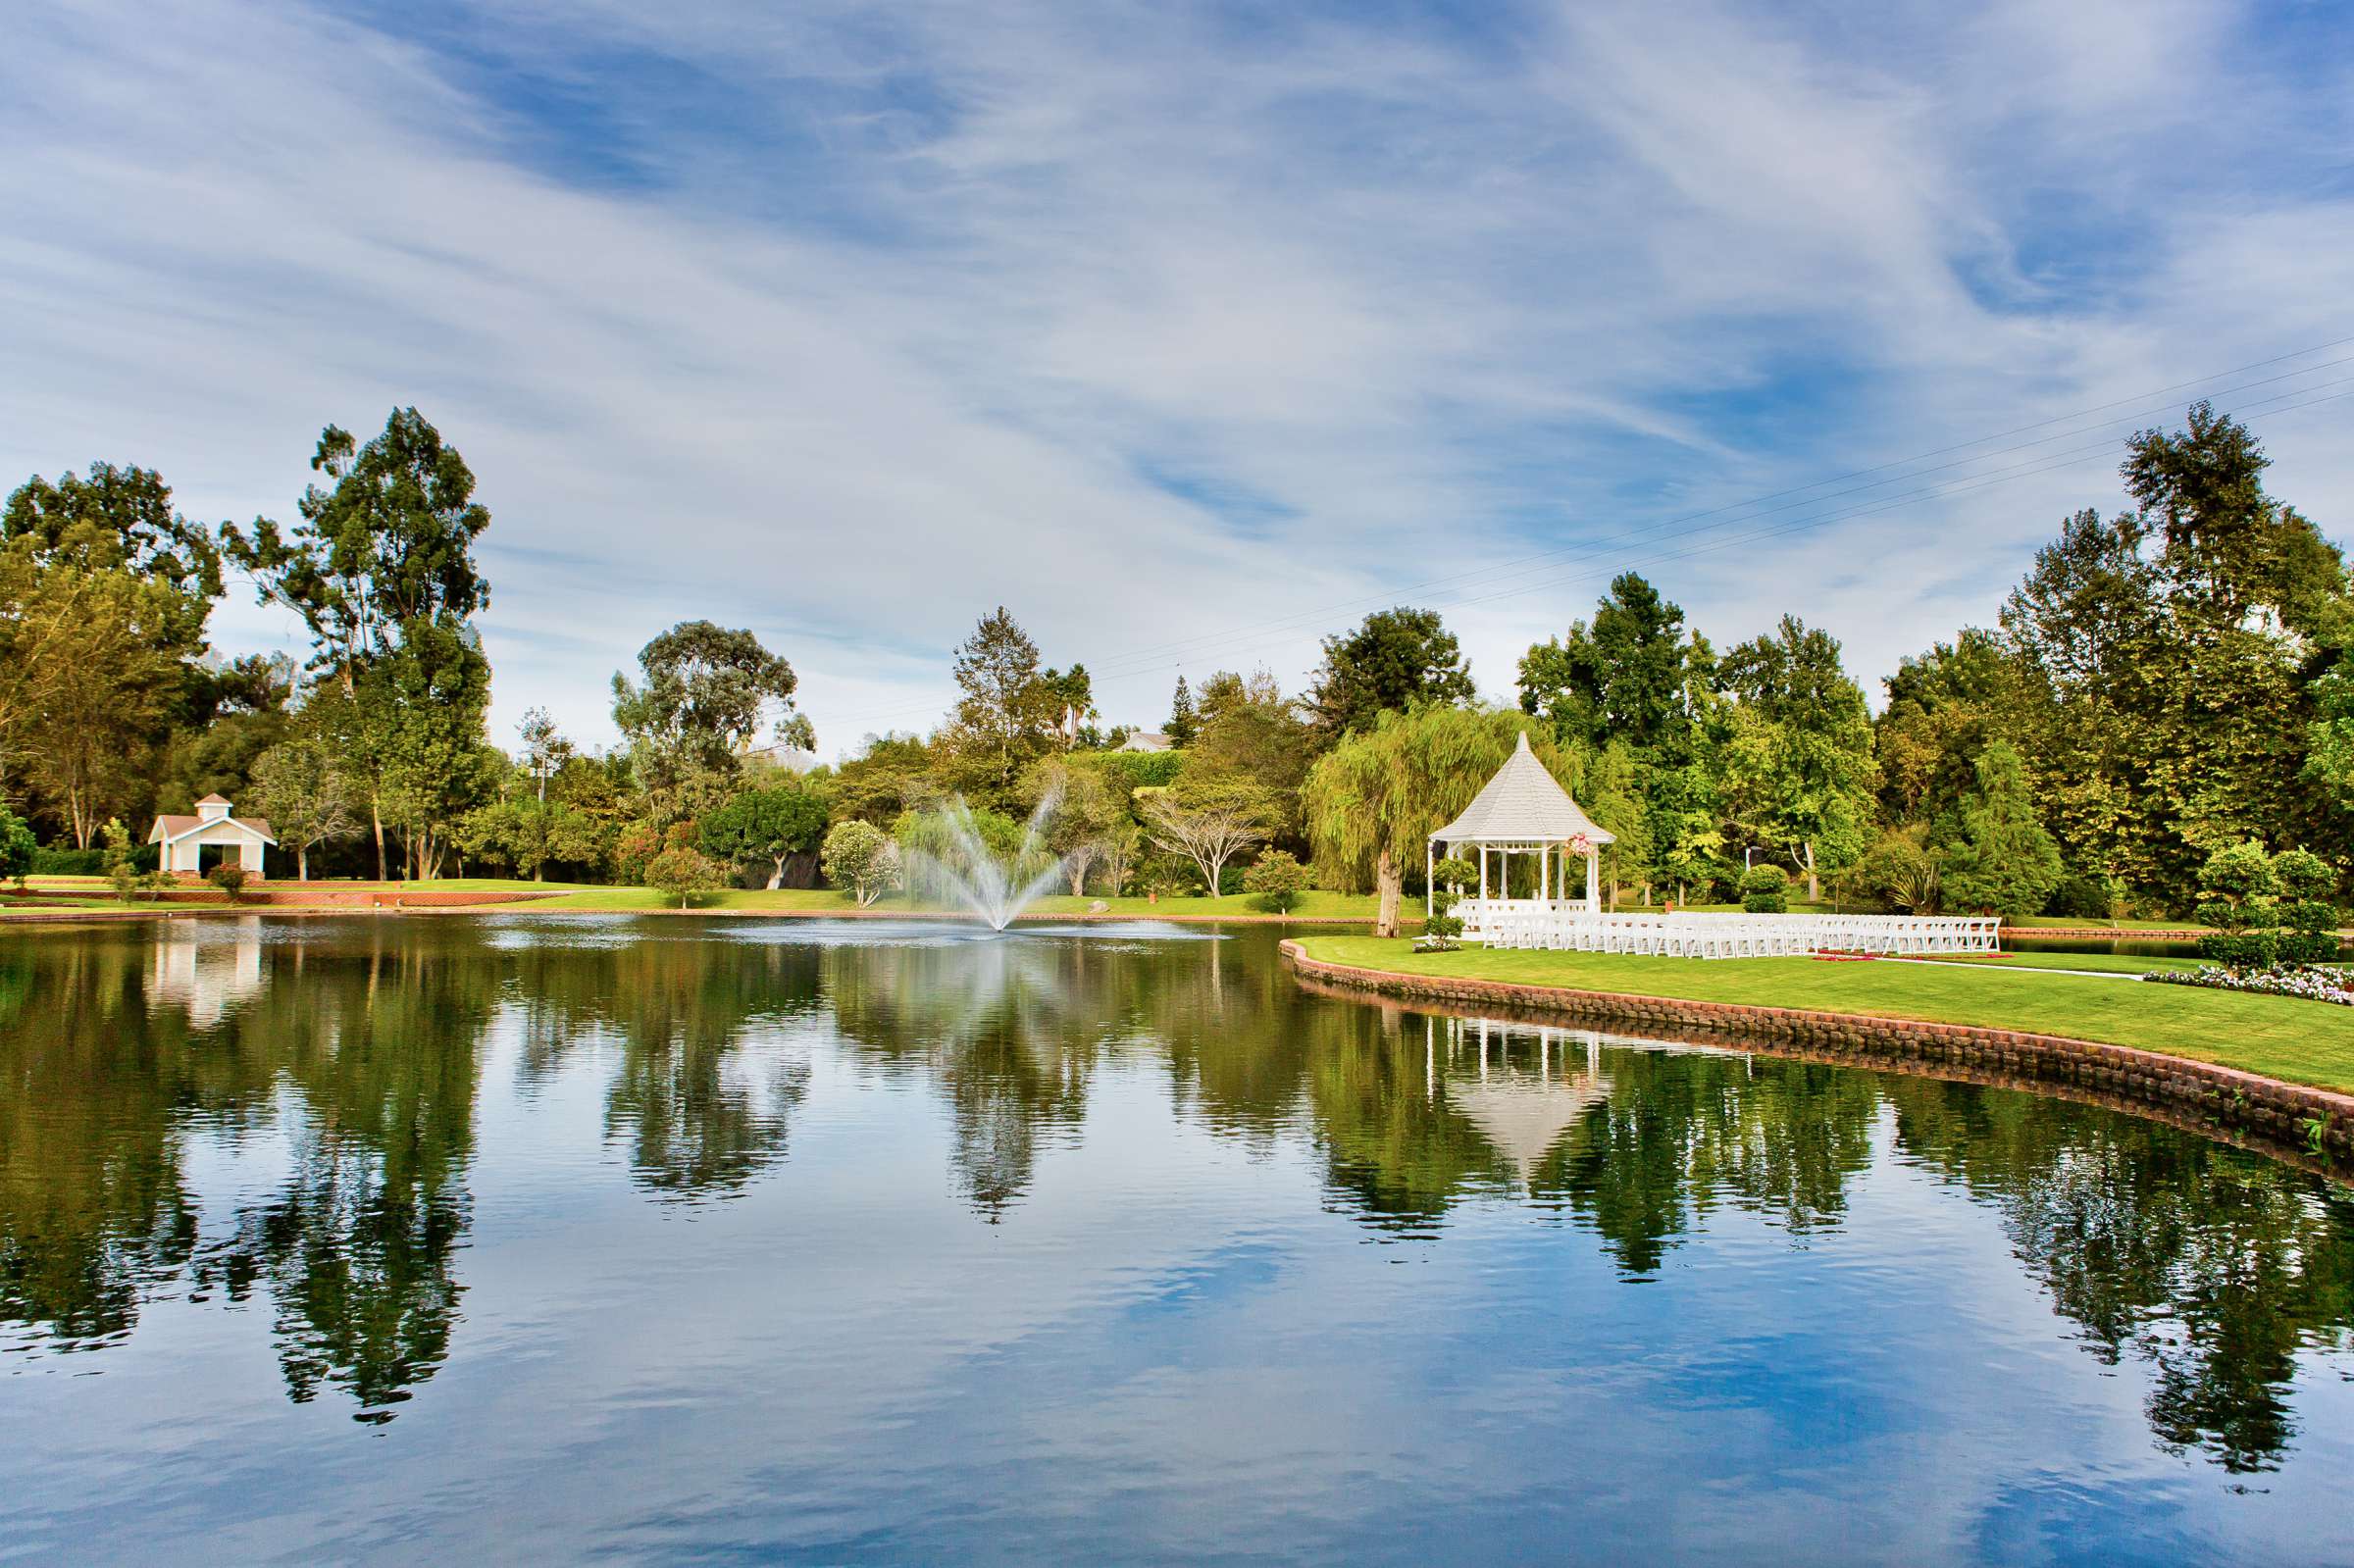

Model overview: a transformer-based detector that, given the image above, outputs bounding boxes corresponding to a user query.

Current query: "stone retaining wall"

[1280,940,2354,1173]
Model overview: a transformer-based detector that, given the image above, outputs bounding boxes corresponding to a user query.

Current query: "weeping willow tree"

[1303,706,1578,937]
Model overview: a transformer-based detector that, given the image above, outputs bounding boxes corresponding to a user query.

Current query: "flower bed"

[2146,963,2354,1006]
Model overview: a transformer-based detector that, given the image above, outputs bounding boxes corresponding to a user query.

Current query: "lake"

[3,916,2351,1565]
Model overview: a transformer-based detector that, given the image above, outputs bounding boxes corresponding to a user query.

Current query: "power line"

[1036,333,2354,681]
[821,337,2353,735]
[1062,351,2354,685]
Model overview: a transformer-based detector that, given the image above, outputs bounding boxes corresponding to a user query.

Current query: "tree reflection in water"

[0,918,2347,1466]
[505,932,814,1201]
[825,935,1107,1218]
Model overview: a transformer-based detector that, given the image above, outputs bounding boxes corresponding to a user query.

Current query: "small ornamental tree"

[207,862,249,902]
[1419,854,1477,950]
[2199,840,2276,912]
[2271,848,2334,903]
[700,781,830,889]
[1243,850,1311,914]
[250,733,356,881]
[1140,773,1273,896]
[822,820,900,907]
[645,846,725,909]
[2195,841,2282,968]
[1740,863,1788,914]
[102,818,139,902]
[2268,848,2341,966]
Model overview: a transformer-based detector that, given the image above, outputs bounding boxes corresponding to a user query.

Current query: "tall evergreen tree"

[942,608,1062,804]
[1517,573,1706,757]
[1164,675,1198,747]
[1303,607,1475,744]
[1941,739,2064,917]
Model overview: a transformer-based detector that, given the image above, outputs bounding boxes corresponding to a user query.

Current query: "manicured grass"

[525,886,1386,919]
[1293,936,2354,1095]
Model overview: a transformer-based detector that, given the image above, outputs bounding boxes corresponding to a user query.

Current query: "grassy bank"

[1292,936,2354,1095]
[518,886,1386,919]
[10,877,1388,923]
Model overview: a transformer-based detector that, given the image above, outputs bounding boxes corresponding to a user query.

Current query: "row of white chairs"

[1458,903,2002,959]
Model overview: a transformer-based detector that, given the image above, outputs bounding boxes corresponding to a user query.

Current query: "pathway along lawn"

[1293,936,2354,1096]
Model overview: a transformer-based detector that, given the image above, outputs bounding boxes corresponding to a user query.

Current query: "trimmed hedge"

[31,843,158,876]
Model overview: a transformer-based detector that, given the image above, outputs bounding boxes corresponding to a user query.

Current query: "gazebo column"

[1585,847,1601,912]
[1539,841,1550,903]
[1425,839,1435,923]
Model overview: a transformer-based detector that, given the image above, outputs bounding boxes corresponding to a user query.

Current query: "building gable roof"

[1430,732,1614,845]
[149,813,277,845]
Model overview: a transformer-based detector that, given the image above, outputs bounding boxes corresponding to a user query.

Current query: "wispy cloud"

[3,0,2349,751]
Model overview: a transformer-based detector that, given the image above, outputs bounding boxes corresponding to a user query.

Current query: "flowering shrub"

[2146,964,2354,1006]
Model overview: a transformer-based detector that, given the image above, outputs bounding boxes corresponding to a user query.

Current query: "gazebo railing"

[1455,902,2000,958]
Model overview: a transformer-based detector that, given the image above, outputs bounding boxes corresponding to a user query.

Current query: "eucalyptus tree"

[223,409,493,877]
[611,620,810,825]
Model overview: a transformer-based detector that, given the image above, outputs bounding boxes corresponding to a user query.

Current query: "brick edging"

[1279,941,2354,1170]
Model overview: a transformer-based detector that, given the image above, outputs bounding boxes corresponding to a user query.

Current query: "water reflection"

[507,934,813,1200]
[0,917,2347,1476]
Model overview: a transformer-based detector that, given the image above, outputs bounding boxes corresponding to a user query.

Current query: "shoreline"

[0,900,1384,927]
[1279,938,2354,1177]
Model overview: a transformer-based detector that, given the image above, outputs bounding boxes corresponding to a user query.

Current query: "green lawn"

[13,875,1388,922]
[524,886,1386,919]
[1293,936,2354,1094]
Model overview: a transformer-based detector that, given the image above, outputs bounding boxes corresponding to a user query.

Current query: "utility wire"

[822,338,2354,735]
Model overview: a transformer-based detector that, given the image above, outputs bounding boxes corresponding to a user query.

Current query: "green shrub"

[2200,840,2276,907]
[1739,863,1788,914]
[1419,855,1478,949]
[2277,930,2342,966]
[29,845,126,876]
[0,805,33,887]
[1092,750,1184,795]
[2197,930,2279,969]
[2279,899,2339,934]
[2272,849,2335,904]
[206,863,249,902]
[1242,850,1311,913]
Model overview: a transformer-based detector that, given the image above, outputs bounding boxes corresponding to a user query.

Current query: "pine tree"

[1942,740,2063,917]
[1164,675,1198,747]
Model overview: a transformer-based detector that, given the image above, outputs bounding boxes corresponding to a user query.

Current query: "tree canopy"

[1304,607,1476,744]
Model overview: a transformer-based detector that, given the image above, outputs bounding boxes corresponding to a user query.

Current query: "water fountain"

[900,792,1072,932]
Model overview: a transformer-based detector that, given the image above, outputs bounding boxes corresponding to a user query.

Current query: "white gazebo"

[1428,733,1614,936]
[148,793,275,877]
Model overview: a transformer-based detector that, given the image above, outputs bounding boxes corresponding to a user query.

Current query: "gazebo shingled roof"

[1430,733,1613,846]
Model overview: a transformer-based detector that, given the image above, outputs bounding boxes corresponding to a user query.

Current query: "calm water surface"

[3,916,2351,1565]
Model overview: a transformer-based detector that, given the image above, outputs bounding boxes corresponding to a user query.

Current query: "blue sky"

[4,0,2351,754]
